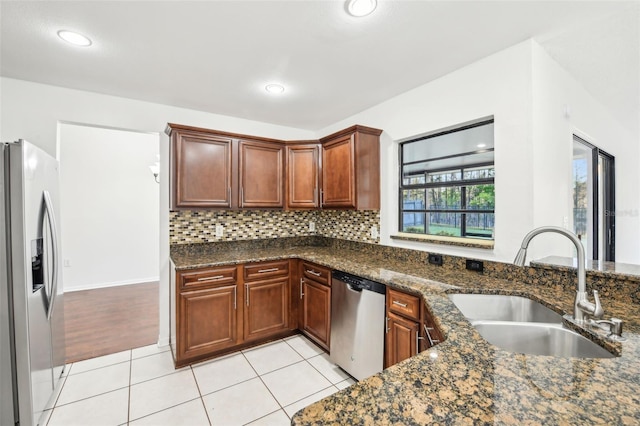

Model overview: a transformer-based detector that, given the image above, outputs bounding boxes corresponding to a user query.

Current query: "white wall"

[59,123,160,291]
[318,39,640,264]
[530,42,639,263]
[0,77,316,346]
[319,40,535,262]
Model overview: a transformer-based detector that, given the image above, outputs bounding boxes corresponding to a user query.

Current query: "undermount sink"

[472,321,615,359]
[448,293,614,359]
[447,293,563,323]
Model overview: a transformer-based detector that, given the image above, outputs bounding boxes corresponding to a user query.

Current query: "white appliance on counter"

[1,140,66,426]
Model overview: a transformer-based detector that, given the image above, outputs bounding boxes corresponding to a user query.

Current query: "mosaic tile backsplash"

[169,210,380,245]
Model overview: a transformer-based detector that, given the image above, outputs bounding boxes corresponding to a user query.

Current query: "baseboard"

[157,335,170,348]
[64,277,160,292]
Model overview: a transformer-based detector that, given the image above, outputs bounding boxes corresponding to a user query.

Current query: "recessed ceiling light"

[346,0,377,17]
[265,84,285,94]
[57,30,92,47]
[477,143,487,148]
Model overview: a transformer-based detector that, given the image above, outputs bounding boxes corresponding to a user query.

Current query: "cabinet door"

[385,312,419,368]
[244,277,289,341]
[301,278,331,350]
[173,133,232,209]
[423,309,443,349]
[321,134,355,208]
[178,285,238,361]
[239,140,284,208]
[287,145,319,209]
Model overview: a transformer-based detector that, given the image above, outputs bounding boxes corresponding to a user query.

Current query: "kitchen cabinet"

[175,266,240,366]
[239,140,285,208]
[385,311,419,366]
[320,125,382,210]
[299,261,331,350]
[385,287,441,368]
[169,129,233,209]
[243,261,290,341]
[286,144,320,209]
[167,123,382,212]
[167,123,285,211]
[172,260,295,367]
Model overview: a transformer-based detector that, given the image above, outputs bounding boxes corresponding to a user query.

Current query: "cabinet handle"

[305,269,321,277]
[233,286,237,310]
[300,278,305,299]
[258,268,279,273]
[197,275,224,282]
[416,331,425,354]
[392,300,408,308]
[424,325,440,346]
[385,316,389,333]
[245,284,249,306]
[320,189,324,205]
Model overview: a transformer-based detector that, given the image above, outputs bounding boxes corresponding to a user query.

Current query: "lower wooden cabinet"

[244,277,289,341]
[301,278,331,350]
[385,287,443,368]
[178,285,238,361]
[299,262,331,350]
[385,311,419,367]
[172,261,294,367]
[172,259,441,369]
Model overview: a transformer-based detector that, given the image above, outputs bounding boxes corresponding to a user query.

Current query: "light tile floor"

[43,335,356,426]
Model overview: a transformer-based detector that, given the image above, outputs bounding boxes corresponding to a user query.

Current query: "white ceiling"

[1,1,638,133]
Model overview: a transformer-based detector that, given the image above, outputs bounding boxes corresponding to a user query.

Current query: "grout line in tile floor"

[47,335,356,426]
[126,350,132,425]
[189,365,213,425]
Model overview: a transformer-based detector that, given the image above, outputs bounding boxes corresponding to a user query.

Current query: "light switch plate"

[215,225,224,237]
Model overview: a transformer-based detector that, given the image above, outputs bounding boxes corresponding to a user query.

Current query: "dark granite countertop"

[532,255,640,283]
[170,242,640,425]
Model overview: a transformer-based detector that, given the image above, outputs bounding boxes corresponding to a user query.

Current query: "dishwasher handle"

[346,283,363,292]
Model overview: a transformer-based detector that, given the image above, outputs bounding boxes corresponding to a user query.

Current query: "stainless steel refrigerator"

[1,140,65,426]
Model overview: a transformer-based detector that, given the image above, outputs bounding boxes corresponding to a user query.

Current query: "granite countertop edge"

[170,246,640,425]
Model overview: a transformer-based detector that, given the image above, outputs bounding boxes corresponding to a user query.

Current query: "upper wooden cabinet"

[171,131,233,209]
[286,144,320,209]
[167,123,381,211]
[320,125,382,210]
[239,140,284,208]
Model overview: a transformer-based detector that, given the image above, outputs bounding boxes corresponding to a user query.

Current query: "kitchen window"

[399,119,495,240]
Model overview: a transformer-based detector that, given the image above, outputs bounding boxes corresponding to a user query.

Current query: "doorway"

[58,123,160,361]
[572,135,615,261]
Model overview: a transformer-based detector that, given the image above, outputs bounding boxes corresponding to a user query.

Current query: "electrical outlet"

[428,254,443,266]
[309,221,316,232]
[466,259,484,273]
[370,226,378,239]
[215,225,224,237]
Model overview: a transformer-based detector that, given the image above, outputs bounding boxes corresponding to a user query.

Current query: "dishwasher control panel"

[332,270,386,294]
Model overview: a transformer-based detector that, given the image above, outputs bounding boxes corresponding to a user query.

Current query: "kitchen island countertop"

[170,242,640,425]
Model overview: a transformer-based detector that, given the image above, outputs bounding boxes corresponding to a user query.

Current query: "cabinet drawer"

[387,288,420,321]
[244,261,289,281]
[301,262,330,286]
[180,266,237,290]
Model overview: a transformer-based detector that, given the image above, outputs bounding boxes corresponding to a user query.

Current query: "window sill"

[390,232,494,250]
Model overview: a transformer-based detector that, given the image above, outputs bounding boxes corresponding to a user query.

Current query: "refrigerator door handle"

[43,190,59,321]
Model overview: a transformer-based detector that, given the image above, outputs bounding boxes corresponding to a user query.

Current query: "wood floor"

[64,281,159,363]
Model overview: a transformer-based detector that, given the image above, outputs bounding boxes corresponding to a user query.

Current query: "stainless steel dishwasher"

[330,270,386,381]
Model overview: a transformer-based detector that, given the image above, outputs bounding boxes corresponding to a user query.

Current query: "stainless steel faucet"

[513,226,604,324]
